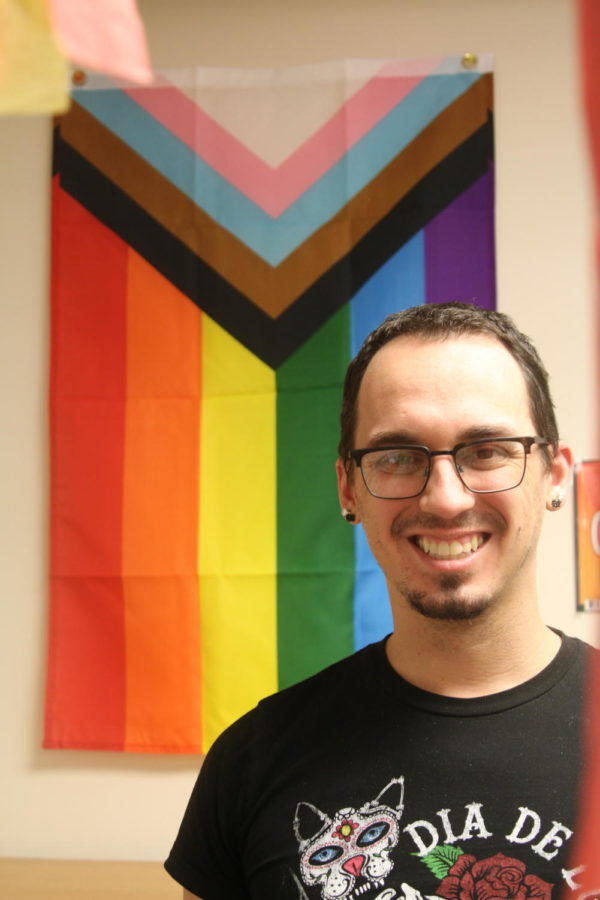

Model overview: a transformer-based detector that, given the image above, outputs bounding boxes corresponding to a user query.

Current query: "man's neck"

[385,604,561,698]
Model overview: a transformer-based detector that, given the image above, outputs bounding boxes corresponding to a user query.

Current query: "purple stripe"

[424,166,496,310]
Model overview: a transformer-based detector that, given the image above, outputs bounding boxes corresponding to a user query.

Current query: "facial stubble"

[389,511,503,621]
[403,571,498,621]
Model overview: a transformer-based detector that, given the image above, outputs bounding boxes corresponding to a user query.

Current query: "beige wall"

[0,0,597,863]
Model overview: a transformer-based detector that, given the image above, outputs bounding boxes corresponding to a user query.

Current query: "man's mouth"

[413,534,487,560]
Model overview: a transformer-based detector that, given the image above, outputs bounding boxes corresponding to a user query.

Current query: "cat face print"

[293,778,405,900]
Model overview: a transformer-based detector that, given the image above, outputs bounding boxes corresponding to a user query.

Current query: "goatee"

[405,573,495,621]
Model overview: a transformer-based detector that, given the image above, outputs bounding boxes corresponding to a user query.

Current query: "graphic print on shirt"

[426,849,552,900]
[293,777,405,900]
[291,778,585,900]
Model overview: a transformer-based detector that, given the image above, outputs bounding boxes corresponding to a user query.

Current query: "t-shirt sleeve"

[164,711,255,900]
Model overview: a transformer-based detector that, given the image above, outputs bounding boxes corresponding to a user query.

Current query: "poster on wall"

[575,460,600,611]
[47,55,496,754]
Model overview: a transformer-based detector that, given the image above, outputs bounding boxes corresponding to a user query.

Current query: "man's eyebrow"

[457,425,521,442]
[365,431,422,447]
[363,425,520,448]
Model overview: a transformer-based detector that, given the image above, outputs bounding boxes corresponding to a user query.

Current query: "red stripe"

[45,179,128,748]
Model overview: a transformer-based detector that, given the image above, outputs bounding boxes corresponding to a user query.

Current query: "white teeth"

[416,534,484,559]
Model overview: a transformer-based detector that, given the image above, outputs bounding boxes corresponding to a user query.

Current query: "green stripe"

[276,307,355,689]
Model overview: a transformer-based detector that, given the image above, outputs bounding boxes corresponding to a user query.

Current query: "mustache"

[392,510,506,537]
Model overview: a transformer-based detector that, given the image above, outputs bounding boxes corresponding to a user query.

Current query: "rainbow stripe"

[46,58,495,752]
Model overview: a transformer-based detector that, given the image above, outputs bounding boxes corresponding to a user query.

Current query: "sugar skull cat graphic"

[293,777,404,900]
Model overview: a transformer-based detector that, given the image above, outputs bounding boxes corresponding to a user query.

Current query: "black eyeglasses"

[348,436,549,500]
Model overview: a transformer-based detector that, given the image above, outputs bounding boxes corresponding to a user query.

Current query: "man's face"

[336,334,572,621]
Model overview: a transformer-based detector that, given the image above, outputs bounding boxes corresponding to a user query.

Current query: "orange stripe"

[122,249,202,752]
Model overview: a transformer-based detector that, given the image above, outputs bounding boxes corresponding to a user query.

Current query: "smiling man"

[166,303,595,900]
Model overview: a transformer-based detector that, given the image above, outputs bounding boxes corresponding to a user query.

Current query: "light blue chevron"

[350,234,425,650]
[74,71,481,266]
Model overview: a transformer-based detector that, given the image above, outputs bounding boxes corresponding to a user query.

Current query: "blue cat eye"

[309,845,344,866]
[357,821,390,847]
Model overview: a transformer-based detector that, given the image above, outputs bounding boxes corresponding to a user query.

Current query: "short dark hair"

[338,302,558,467]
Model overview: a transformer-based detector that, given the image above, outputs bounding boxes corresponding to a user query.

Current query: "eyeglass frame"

[347,436,550,500]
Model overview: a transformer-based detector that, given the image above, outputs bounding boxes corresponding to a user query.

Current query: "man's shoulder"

[532,629,598,707]
[258,639,383,728]
[555,629,598,665]
[210,640,384,753]
[264,639,380,702]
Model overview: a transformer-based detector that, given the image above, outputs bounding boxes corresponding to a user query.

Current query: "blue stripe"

[75,71,480,265]
[349,234,425,650]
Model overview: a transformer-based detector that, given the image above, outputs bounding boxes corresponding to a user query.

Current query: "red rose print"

[435,852,553,900]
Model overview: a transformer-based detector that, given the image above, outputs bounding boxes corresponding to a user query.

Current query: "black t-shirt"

[165,633,595,900]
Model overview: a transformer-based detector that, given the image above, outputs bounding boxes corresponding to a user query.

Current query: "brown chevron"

[59,74,492,320]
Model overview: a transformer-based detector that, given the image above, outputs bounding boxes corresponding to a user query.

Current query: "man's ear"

[545,441,574,511]
[336,457,360,523]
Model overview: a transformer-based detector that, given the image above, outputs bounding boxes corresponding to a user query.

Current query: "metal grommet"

[461,53,478,70]
[72,69,87,87]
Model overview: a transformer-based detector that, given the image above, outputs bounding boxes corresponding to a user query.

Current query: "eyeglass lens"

[360,440,528,499]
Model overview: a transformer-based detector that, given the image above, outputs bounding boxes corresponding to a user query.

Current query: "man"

[165,302,593,900]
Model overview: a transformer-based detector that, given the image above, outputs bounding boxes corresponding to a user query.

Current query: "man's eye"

[382,453,407,466]
[463,443,511,466]
[375,451,419,470]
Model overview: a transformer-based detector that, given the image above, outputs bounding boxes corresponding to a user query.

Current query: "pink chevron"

[122,59,442,217]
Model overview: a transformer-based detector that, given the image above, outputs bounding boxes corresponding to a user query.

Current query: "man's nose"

[418,455,476,518]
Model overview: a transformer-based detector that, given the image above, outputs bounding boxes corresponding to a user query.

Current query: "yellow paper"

[0,0,69,114]
[49,0,151,84]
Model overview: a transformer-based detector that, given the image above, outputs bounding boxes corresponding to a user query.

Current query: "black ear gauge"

[549,489,564,510]
[341,509,356,523]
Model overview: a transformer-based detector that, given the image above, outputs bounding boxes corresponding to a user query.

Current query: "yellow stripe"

[199,315,277,749]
